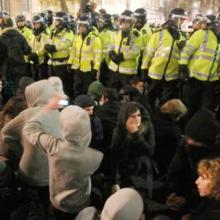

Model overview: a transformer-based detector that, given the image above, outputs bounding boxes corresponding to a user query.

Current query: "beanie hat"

[101,188,144,220]
[74,95,95,108]
[87,81,104,101]
[185,109,220,145]
[160,99,187,118]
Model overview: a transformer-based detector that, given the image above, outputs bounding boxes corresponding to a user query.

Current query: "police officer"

[98,14,114,85]
[179,14,220,119]
[45,11,74,99]
[68,15,102,97]
[28,15,50,80]
[108,10,143,89]
[141,8,187,110]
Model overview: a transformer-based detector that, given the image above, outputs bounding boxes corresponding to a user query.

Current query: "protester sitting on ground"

[75,188,144,220]
[152,99,187,178]
[23,99,103,220]
[0,80,59,217]
[75,94,104,152]
[0,95,27,133]
[153,109,220,220]
[181,157,220,220]
[107,101,155,206]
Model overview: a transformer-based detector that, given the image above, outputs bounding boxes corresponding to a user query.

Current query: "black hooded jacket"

[107,102,155,197]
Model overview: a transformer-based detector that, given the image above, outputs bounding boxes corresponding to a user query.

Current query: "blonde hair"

[198,158,220,200]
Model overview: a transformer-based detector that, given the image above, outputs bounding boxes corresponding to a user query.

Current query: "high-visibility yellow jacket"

[47,28,74,66]
[133,24,152,50]
[99,28,113,64]
[30,30,49,64]
[108,29,143,75]
[141,28,181,81]
[68,32,102,72]
[18,26,33,46]
[179,29,220,82]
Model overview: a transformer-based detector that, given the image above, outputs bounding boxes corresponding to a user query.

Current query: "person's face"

[121,20,132,31]
[134,17,144,29]
[126,109,141,133]
[79,24,88,34]
[195,174,212,197]
[201,22,207,29]
[17,21,25,28]
[133,81,144,94]
[54,19,62,28]
[33,22,41,30]
[84,106,94,116]
[186,137,204,147]
[192,22,201,30]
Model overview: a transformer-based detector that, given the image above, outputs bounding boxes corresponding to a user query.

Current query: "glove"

[179,64,189,82]
[28,52,39,63]
[109,50,121,64]
[44,44,56,53]
[67,64,72,73]
[91,69,97,81]
[117,52,124,62]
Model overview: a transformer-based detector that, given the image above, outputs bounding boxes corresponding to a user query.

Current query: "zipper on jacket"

[117,33,125,72]
[163,37,175,79]
[79,35,85,70]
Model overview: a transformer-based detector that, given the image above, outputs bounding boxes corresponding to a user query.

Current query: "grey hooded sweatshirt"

[75,188,144,220]
[0,80,60,186]
[23,105,103,213]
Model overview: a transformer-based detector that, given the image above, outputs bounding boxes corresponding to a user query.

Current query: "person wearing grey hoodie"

[23,100,103,220]
[75,187,144,220]
[0,80,60,217]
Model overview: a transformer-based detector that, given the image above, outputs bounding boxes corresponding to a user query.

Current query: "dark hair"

[102,88,119,101]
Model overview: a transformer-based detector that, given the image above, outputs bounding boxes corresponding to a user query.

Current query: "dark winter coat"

[190,198,220,220]
[0,28,31,80]
[166,138,220,209]
[152,111,182,177]
[95,100,120,148]
[107,102,155,197]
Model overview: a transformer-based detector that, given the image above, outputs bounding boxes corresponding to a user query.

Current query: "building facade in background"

[1,0,220,23]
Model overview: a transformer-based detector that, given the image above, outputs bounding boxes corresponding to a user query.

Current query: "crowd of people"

[0,0,220,219]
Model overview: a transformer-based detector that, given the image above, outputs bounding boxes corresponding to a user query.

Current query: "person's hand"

[43,95,62,112]
[28,52,39,63]
[181,214,191,220]
[111,184,120,194]
[44,44,56,53]
[166,193,186,211]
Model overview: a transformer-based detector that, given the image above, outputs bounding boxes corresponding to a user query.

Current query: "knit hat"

[160,99,187,118]
[48,77,68,99]
[87,81,104,101]
[74,95,95,108]
[185,109,220,145]
[101,188,144,220]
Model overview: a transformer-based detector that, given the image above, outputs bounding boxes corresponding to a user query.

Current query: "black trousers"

[73,70,96,97]
[182,78,217,121]
[49,65,74,100]
[148,79,178,110]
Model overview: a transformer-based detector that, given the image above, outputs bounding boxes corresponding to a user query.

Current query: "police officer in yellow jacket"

[28,15,49,80]
[97,13,113,85]
[108,10,143,89]
[68,15,102,97]
[141,8,187,109]
[179,15,220,119]
[45,11,74,99]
